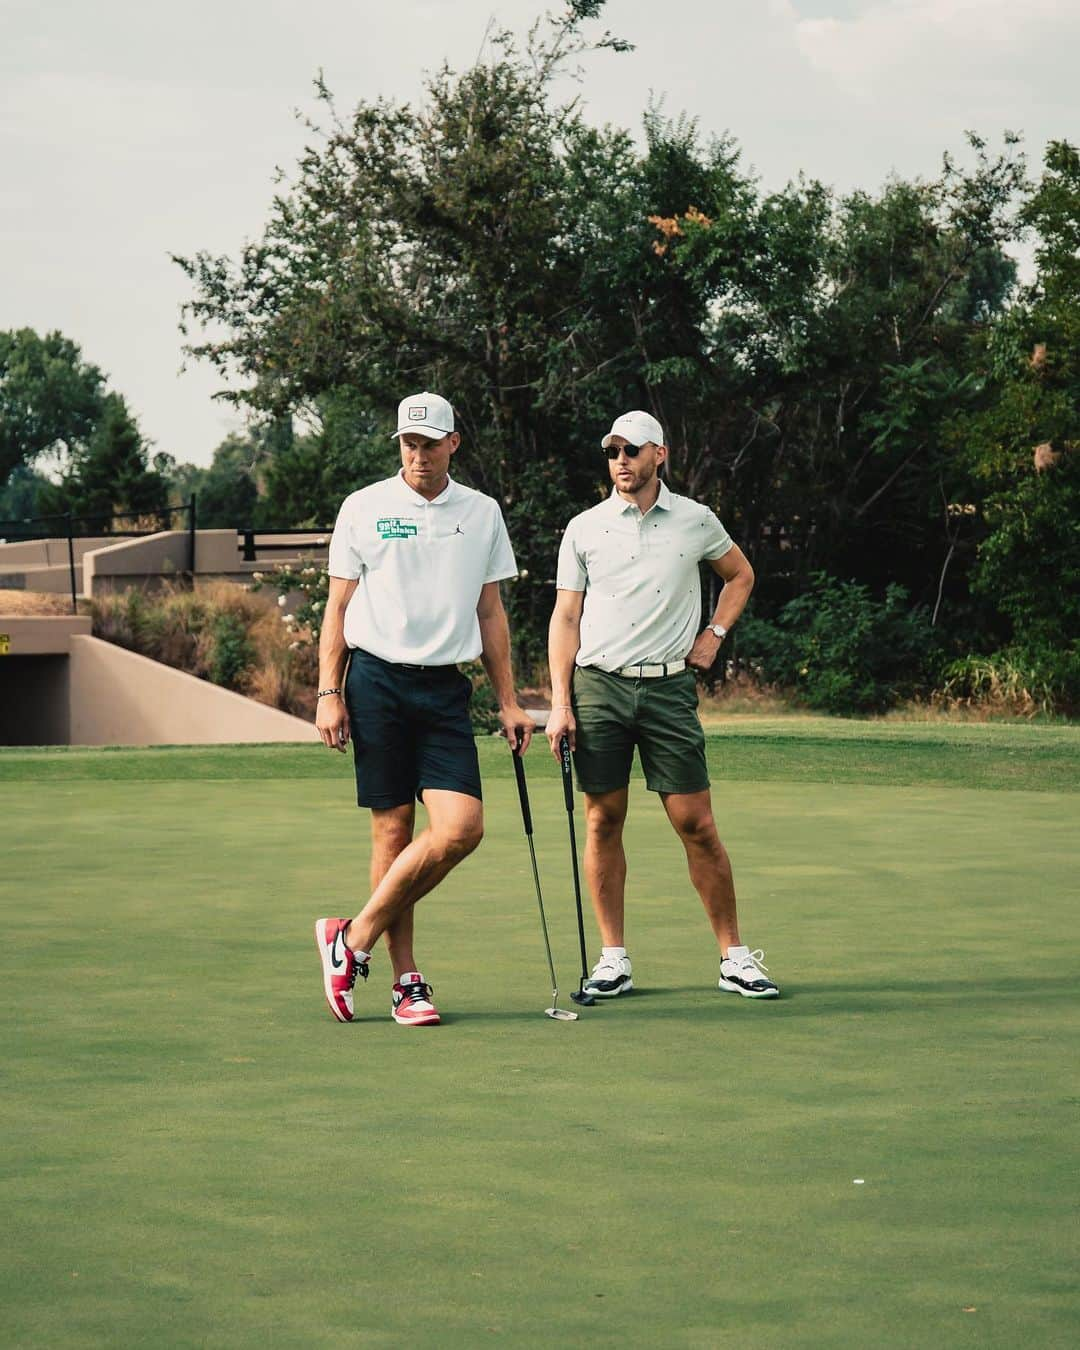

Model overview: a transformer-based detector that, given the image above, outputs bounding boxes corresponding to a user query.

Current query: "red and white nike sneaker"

[391,972,441,1026]
[314,918,368,1022]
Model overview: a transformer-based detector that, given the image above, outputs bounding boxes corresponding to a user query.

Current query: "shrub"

[938,642,1080,717]
[92,579,314,717]
[737,572,941,715]
[250,560,328,645]
[208,612,255,687]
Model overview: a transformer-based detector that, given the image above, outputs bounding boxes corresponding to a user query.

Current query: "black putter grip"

[512,742,533,835]
[559,735,574,813]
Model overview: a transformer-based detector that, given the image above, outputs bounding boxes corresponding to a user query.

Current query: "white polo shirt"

[328,471,517,664]
[556,481,733,671]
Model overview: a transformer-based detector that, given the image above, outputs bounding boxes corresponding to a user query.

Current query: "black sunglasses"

[604,442,646,460]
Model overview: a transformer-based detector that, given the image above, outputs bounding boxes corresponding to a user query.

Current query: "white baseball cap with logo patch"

[393,391,456,440]
[601,409,665,450]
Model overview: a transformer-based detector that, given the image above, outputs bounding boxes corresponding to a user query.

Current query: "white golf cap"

[601,409,665,450]
[393,391,455,439]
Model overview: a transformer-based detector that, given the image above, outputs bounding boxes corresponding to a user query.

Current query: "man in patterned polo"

[547,410,780,1000]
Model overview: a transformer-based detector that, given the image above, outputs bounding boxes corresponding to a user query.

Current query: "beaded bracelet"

[317,687,342,698]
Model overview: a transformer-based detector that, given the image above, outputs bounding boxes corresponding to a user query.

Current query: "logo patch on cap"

[408,406,426,421]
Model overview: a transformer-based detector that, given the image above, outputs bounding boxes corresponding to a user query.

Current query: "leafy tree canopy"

[173,2,1073,692]
[0,329,107,485]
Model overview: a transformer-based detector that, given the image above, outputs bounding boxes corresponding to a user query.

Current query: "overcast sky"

[3,0,1076,468]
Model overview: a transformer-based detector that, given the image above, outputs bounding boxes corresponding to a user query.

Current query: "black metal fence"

[0,497,197,615]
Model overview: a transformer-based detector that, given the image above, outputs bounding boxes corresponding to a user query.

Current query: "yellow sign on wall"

[0,634,9,654]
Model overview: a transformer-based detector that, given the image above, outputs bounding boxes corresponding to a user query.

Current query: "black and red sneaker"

[314,918,368,1022]
[391,972,441,1026]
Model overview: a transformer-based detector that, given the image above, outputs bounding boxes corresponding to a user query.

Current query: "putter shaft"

[511,742,575,1021]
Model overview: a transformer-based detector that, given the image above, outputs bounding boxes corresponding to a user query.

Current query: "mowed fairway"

[2,723,1078,1348]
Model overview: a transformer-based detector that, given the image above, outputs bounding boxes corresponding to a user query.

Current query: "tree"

[647,132,1026,614]
[37,393,169,525]
[0,465,50,523]
[0,329,106,485]
[174,3,1035,671]
[175,5,637,664]
[169,434,265,529]
[943,141,1080,706]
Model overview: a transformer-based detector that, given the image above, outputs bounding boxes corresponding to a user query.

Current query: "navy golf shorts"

[344,648,482,809]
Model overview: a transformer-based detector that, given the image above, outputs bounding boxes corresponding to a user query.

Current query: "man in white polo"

[314,391,535,1025]
[547,410,780,1000]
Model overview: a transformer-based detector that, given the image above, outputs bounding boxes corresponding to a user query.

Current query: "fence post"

[188,493,197,584]
[66,513,77,615]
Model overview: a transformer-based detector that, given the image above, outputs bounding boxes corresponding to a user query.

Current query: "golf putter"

[510,739,578,1021]
[560,735,595,1007]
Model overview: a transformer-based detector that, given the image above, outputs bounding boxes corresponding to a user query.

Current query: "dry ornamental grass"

[0,590,90,616]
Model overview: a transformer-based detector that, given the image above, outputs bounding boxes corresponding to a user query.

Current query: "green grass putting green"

[2,725,1078,1347]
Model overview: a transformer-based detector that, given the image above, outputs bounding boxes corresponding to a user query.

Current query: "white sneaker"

[583,953,633,998]
[719,946,779,998]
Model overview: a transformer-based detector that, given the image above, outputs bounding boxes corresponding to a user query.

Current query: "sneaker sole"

[718,977,779,999]
[314,919,353,1023]
[391,1009,442,1025]
[583,977,633,999]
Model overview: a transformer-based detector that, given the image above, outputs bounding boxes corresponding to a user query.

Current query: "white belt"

[612,659,686,679]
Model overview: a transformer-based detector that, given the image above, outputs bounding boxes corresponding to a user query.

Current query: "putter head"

[570,988,596,1007]
[546,1007,579,1021]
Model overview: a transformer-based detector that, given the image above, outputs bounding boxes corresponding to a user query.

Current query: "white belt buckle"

[618,659,685,679]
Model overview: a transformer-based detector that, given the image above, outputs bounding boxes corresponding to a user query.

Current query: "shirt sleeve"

[484,506,518,583]
[556,519,587,591]
[327,499,363,579]
[700,508,734,561]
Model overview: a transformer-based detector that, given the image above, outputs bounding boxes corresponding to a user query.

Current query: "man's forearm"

[710,575,754,633]
[478,608,518,709]
[318,607,351,689]
[548,617,580,707]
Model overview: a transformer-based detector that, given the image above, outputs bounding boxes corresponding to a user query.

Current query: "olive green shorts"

[571,665,710,796]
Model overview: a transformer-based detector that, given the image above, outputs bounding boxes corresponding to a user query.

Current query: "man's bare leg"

[368,803,419,980]
[661,788,741,955]
[582,788,630,946]
[345,790,483,956]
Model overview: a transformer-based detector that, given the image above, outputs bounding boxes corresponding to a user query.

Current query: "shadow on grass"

[306,976,1074,1028]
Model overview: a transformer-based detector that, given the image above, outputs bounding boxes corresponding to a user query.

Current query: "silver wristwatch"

[707,623,727,641]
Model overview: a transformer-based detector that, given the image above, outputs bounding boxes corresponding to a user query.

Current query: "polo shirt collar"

[607,479,673,515]
[394,469,459,507]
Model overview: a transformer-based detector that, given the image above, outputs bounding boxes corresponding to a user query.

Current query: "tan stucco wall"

[1,531,331,596]
[198,529,329,574]
[68,635,315,746]
[0,536,115,566]
[0,616,92,653]
[83,531,190,593]
[85,530,329,593]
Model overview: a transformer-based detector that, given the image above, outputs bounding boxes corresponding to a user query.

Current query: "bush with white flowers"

[250,559,330,646]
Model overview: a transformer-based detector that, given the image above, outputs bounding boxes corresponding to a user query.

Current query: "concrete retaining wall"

[0,530,331,597]
[67,636,315,745]
[0,615,93,653]
[0,536,115,566]
[82,531,190,593]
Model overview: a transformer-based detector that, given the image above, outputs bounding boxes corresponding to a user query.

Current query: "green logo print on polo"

[377,517,419,540]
